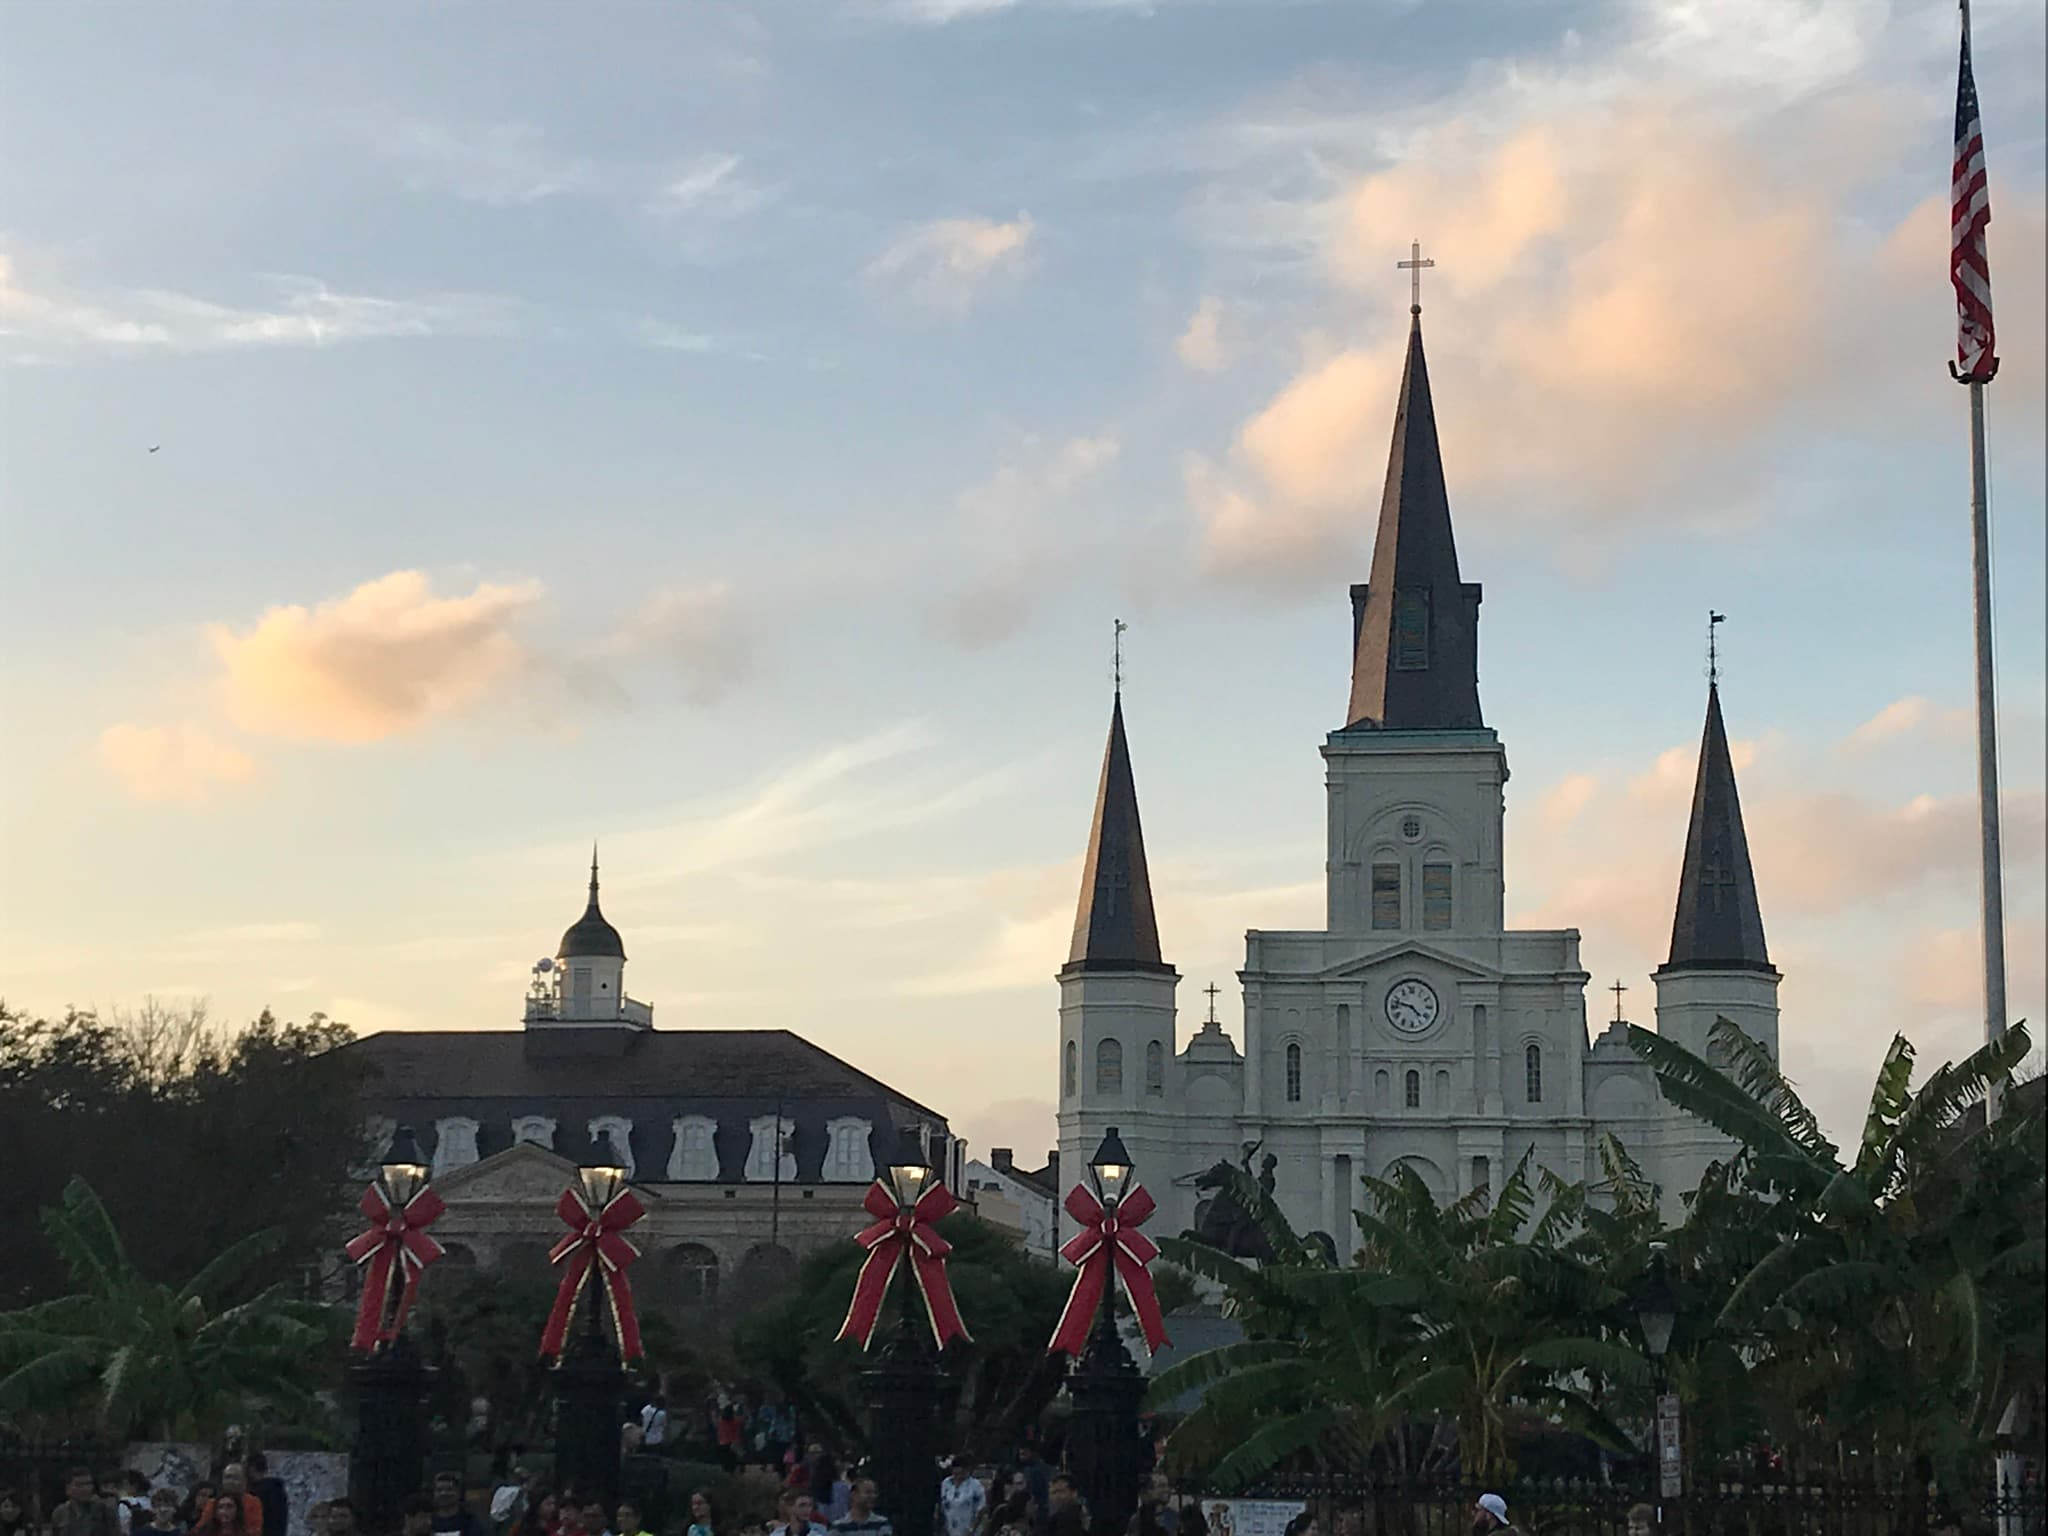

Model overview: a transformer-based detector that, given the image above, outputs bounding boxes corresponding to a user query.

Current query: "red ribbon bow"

[835,1179,971,1350]
[344,1182,446,1352]
[1048,1182,1169,1357]
[538,1185,647,1361]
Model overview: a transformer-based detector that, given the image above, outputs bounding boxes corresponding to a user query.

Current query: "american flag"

[1951,1,1997,382]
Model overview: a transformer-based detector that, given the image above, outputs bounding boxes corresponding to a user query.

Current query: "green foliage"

[731,1213,1069,1459]
[0,1177,343,1439]
[1633,1018,2044,1487]
[1154,1024,2043,1494]
[0,1000,369,1306]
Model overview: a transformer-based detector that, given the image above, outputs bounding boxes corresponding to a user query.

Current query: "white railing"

[523,994,655,1026]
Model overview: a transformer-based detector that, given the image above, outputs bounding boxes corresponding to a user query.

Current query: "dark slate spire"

[559,845,626,960]
[1344,314,1484,731]
[1066,693,1172,975]
[1663,684,1774,973]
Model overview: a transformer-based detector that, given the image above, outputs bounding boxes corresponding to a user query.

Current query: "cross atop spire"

[1398,238,1435,320]
[1113,617,1127,696]
[1204,982,1220,1023]
[1610,979,1628,1023]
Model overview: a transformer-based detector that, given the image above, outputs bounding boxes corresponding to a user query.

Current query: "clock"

[1384,978,1441,1035]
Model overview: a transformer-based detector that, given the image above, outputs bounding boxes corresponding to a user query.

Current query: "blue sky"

[2,0,2043,1163]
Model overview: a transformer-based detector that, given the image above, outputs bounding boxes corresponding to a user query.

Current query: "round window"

[1401,816,1423,841]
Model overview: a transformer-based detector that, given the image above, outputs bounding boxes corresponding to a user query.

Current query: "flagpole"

[1966,374,2008,1115]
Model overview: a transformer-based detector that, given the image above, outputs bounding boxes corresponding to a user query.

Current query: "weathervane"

[1113,618,1127,695]
[1708,610,1726,685]
[1397,238,1435,316]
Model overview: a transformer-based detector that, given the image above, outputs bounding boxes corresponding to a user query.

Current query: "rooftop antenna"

[1708,611,1726,686]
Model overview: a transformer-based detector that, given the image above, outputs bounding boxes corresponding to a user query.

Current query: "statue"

[1188,1158,1276,1262]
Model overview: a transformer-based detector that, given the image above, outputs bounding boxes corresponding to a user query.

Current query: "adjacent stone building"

[346,858,958,1311]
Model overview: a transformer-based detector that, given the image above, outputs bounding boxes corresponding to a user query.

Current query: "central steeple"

[1345,306,1484,731]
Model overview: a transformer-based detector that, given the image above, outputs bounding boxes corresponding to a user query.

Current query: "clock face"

[1384,978,1441,1035]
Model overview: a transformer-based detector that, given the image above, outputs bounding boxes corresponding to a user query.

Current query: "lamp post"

[1065,1129,1147,1536]
[350,1126,435,1528]
[553,1155,631,1508]
[862,1129,948,1536]
[1636,1242,1681,1525]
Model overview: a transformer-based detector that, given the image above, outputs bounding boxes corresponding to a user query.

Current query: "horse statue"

[1187,1148,1278,1262]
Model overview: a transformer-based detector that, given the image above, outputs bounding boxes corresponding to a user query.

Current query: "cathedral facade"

[1055,307,1781,1243]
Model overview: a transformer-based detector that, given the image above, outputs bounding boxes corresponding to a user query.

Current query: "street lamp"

[1088,1126,1134,1209]
[1068,1127,1147,1536]
[1637,1243,1678,1363]
[380,1125,430,1209]
[1636,1243,1682,1524]
[554,1151,631,1508]
[351,1125,435,1529]
[863,1125,949,1536]
[887,1127,933,1209]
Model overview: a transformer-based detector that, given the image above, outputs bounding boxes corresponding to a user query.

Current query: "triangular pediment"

[432,1140,665,1205]
[1319,940,1499,982]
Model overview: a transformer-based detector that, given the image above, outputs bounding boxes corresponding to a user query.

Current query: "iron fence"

[1195,1476,2047,1536]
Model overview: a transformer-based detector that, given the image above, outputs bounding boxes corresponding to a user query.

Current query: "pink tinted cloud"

[209,570,543,743]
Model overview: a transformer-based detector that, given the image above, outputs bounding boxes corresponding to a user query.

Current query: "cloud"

[1182,87,2048,588]
[1847,694,1974,751]
[930,433,1120,648]
[0,252,511,362]
[1897,914,2048,1017]
[599,581,756,705]
[1176,295,1229,371]
[373,119,589,206]
[867,215,1036,311]
[97,723,260,804]
[643,153,775,223]
[209,570,545,744]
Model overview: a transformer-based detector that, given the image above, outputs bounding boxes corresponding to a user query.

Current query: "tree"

[1153,1165,1430,1489]
[0,1002,369,1306]
[0,1177,341,1440]
[1632,1018,2045,1487]
[731,1213,1070,1458]
[1155,1152,1653,1488]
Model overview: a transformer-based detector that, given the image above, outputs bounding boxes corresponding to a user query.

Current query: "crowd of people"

[1,1403,1545,1536]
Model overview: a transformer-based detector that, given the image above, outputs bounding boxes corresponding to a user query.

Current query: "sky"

[2,0,2043,1170]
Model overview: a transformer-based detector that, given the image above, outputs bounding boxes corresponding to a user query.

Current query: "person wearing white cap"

[1473,1496,1512,1536]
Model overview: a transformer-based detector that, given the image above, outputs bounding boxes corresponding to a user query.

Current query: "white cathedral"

[1055,304,1780,1242]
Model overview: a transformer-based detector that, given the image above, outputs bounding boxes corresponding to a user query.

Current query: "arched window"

[1434,1069,1450,1109]
[659,1243,721,1307]
[1404,1070,1421,1109]
[1284,1042,1303,1103]
[1064,1041,1077,1098]
[1095,1039,1123,1095]
[1374,1070,1390,1110]
[1525,1043,1543,1104]
[1144,1040,1165,1096]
